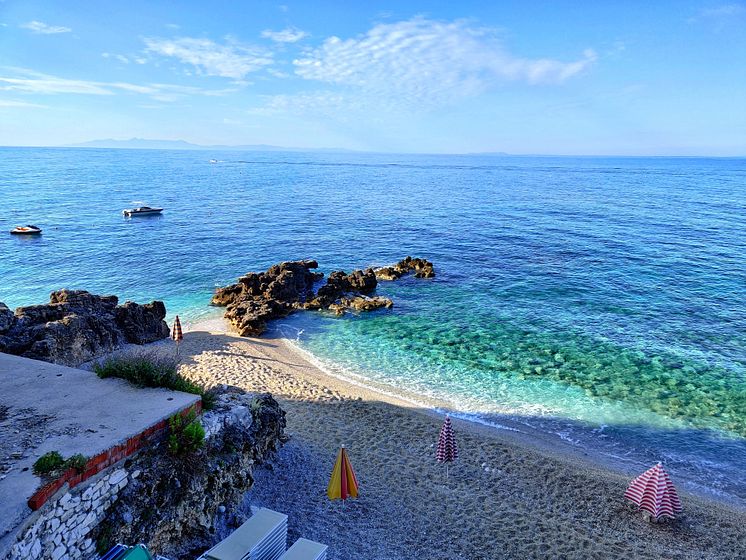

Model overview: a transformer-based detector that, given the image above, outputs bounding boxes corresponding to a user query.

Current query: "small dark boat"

[122,206,163,216]
[10,225,42,235]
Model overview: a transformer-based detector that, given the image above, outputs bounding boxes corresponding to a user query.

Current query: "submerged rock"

[375,256,435,280]
[0,289,170,366]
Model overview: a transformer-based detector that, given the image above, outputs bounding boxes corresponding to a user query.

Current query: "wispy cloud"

[689,3,746,25]
[700,3,746,17]
[293,17,596,107]
[144,37,273,79]
[20,20,71,34]
[0,98,47,108]
[261,27,309,43]
[0,68,236,101]
[102,53,131,64]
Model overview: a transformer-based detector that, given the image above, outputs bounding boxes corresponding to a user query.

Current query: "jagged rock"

[114,301,170,344]
[0,290,170,366]
[0,302,14,334]
[212,261,377,337]
[331,296,394,315]
[375,256,435,280]
[213,259,430,337]
[307,268,377,308]
[210,260,324,336]
[91,391,286,559]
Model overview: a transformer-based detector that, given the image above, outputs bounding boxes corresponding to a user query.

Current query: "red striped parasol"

[172,315,183,345]
[624,462,682,521]
[436,416,458,478]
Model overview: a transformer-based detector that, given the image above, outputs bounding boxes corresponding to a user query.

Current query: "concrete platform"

[0,352,199,543]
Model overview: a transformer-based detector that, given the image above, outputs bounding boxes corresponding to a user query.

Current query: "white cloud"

[20,20,71,34]
[700,3,745,17]
[689,3,746,24]
[144,37,273,79]
[293,17,596,106]
[0,69,235,101]
[261,27,309,43]
[102,53,131,64]
[0,99,47,108]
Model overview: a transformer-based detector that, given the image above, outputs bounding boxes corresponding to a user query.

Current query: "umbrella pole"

[446,464,449,480]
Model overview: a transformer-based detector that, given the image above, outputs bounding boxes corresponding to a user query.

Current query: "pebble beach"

[172,324,746,560]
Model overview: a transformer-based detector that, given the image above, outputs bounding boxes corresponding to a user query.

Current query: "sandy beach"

[170,323,746,560]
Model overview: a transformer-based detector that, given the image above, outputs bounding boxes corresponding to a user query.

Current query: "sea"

[1,147,744,504]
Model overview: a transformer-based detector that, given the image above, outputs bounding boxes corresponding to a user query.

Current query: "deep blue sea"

[1,148,744,502]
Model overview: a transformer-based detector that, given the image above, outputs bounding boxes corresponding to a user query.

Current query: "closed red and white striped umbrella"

[172,315,183,344]
[436,416,458,477]
[624,462,682,521]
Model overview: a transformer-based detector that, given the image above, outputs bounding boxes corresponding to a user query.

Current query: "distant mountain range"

[65,138,355,152]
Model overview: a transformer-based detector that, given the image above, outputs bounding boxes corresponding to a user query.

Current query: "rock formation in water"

[0,290,170,366]
[375,256,435,280]
[212,258,432,336]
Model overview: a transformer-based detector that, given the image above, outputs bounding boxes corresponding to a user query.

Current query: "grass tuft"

[94,350,214,409]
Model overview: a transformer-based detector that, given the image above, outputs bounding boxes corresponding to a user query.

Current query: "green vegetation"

[65,453,88,473]
[95,351,215,409]
[33,451,65,475]
[168,410,205,455]
[33,451,90,476]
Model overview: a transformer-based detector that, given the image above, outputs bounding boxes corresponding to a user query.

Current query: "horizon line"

[0,143,744,159]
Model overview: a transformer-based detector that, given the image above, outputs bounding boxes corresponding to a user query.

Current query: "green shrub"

[33,451,65,475]
[168,410,205,455]
[65,453,88,473]
[95,351,214,409]
[33,451,90,476]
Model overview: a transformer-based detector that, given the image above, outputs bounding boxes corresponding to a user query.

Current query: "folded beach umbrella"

[172,315,183,343]
[172,315,183,357]
[327,445,359,502]
[436,416,458,478]
[624,462,683,521]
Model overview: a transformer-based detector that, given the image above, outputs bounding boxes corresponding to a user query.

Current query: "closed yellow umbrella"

[327,445,359,502]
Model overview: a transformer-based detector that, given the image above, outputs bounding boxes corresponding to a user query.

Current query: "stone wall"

[7,467,134,560]
[4,390,285,560]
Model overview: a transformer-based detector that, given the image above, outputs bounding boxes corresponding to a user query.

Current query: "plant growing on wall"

[168,410,205,455]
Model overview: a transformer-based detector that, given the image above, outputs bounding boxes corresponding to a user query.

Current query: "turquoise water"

[1,148,744,500]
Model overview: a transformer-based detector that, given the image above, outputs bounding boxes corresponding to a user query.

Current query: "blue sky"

[0,1,744,155]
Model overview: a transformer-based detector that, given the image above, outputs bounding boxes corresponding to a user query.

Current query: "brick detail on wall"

[27,400,201,510]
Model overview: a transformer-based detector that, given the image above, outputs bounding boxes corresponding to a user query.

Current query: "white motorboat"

[10,225,42,235]
[122,206,163,216]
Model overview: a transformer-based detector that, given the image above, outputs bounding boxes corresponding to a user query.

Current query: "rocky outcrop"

[0,303,14,334]
[328,296,394,315]
[5,391,286,560]
[91,391,286,560]
[114,301,170,344]
[0,290,170,366]
[304,268,377,309]
[211,260,323,336]
[375,256,435,280]
[212,261,393,336]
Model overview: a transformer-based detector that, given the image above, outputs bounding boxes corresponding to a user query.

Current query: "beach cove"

[169,321,746,559]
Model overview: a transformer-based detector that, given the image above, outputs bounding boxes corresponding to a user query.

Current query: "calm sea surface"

[1,148,744,501]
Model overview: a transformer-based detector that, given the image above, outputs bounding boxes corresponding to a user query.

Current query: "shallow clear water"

[1,148,744,500]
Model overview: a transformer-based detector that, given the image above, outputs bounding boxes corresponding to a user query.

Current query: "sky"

[0,1,745,155]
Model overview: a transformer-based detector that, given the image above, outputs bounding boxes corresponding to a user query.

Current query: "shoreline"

[186,317,744,511]
[169,322,745,558]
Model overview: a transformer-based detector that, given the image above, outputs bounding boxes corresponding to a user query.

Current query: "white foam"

[282,338,522,433]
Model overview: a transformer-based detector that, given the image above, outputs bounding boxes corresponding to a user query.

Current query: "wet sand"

[173,324,746,559]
